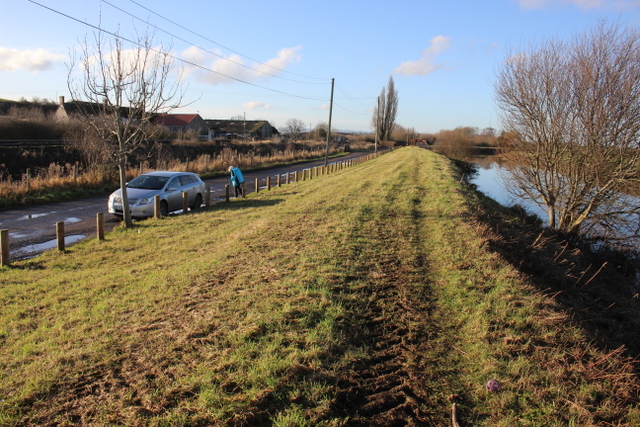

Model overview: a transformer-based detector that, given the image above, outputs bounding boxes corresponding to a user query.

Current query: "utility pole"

[375,96,380,154]
[324,78,334,167]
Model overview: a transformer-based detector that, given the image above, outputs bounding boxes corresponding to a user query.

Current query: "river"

[467,156,548,222]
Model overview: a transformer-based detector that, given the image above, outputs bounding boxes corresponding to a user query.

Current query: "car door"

[179,175,195,205]
[165,176,183,211]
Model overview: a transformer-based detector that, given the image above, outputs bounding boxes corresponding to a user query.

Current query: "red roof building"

[152,114,208,136]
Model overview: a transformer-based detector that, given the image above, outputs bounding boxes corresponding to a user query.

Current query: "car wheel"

[160,200,169,217]
[191,194,202,210]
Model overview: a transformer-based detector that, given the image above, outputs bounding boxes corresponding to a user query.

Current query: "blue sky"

[2,0,640,134]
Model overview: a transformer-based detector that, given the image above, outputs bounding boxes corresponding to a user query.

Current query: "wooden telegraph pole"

[324,78,334,167]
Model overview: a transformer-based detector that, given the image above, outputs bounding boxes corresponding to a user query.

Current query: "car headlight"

[138,197,152,205]
[110,195,122,203]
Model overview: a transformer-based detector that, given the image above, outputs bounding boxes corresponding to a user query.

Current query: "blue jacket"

[229,167,244,187]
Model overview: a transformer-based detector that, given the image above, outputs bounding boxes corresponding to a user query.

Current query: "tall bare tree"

[285,118,305,142]
[68,29,184,228]
[495,21,640,246]
[371,76,399,143]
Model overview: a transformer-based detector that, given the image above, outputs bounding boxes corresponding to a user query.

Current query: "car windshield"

[127,175,170,190]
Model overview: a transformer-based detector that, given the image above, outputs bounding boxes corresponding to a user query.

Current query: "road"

[0,152,370,260]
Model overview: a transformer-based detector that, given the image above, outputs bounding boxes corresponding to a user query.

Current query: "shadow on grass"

[204,198,286,212]
[466,189,640,359]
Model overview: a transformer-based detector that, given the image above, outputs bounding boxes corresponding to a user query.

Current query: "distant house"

[205,119,279,140]
[0,97,71,117]
[54,96,133,122]
[151,114,208,137]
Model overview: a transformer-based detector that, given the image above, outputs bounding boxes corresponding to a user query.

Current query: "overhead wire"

[27,0,380,130]
[26,0,329,102]
[335,83,376,107]
[102,0,327,85]
[128,0,330,82]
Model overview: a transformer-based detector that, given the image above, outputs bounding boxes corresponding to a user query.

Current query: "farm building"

[205,119,279,140]
[151,114,208,137]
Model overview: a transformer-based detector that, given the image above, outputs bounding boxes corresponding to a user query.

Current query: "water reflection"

[467,157,548,224]
[467,156,639,250]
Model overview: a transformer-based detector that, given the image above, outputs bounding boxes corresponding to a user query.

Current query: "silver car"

[108,171,206,218]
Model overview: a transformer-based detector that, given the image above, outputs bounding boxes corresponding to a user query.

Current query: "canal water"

[467,156,547,223]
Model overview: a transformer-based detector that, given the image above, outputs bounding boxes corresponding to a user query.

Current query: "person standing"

[228,166,245,197]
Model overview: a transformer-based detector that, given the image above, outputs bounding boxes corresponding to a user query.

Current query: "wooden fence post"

[286,172,290,184]
[56,221,65,252]
[205,188,211,207]
[267,176,271,191]
[154,195,161,218]
[277,173,282,187]
[242,181,247,198]
[225,184,230,202]
[294,171,299,182]
[255,178,260,193]
[1,229,9,267]
[97,212,104,241]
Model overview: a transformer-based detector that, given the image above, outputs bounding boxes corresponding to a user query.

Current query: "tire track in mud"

[331,172,454,426]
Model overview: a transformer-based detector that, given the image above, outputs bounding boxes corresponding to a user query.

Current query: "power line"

[335,83,376,107]
[102,0,326,85]
[333,102,371,116]
[128,0,331,82]
[26,0,329,102]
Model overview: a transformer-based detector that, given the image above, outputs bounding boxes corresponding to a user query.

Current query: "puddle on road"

[17,212,56,221]
[13,234,87,258]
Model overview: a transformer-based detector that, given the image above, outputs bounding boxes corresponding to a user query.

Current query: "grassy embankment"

[1,147,639,426]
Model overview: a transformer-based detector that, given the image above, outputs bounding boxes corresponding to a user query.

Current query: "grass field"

[1,147,639,426]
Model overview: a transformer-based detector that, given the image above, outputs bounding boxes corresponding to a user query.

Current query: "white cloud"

[517,0,640,10]
[393,35,452,76]
[243,101,272,110]
[181,45,302,86]
[0,47,66,72]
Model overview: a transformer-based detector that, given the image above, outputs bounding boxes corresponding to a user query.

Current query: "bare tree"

[315,121,328,140]
[68,29,184,228]
[495,21,640,246]
[286,118,305,142]
[371,76,399,143]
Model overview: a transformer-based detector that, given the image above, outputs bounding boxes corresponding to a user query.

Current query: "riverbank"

[1,147,638,425]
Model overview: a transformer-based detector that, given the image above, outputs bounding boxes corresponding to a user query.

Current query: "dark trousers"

[234,183,243,197]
